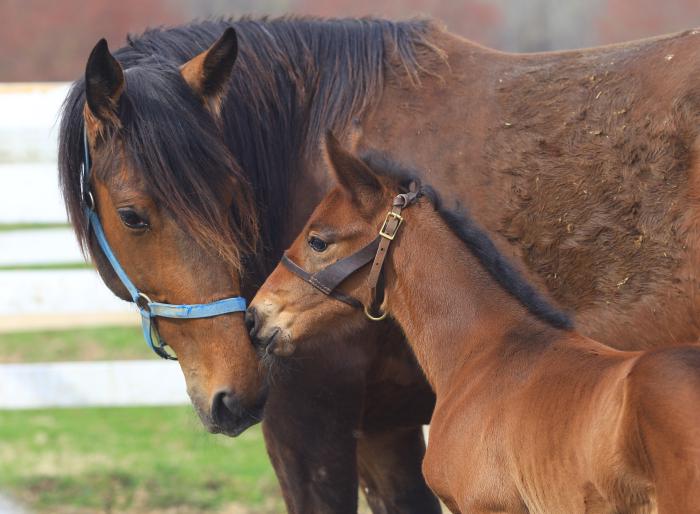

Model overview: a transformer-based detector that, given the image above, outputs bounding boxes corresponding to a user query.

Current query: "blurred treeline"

[2,0,700,81]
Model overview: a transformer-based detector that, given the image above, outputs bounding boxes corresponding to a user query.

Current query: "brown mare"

[251,135,700,513]
[59,17,700,514]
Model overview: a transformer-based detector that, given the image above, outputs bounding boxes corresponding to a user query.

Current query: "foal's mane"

[58,17,442,279]
[361,152,573,330]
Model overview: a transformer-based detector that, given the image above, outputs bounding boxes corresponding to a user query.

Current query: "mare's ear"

[180,27,238,116]
[323,131,383,207]
[84,39,124,130]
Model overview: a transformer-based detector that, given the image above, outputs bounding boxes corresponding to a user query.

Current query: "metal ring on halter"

[136,292,152,313]
[84,191,95,211]
[364,295,388,321]
[364,304,387,321]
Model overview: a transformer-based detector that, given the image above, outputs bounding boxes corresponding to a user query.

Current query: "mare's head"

[59,30,265,436]
[248,133,407,355]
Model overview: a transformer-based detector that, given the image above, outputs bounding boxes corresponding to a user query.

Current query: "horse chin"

[215,404,265,437]
[272,331,296,357]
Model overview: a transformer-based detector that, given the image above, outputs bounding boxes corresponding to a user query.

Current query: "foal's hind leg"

[626,348,700,513]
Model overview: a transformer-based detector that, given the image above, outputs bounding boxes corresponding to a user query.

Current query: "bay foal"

[249,135,700,513]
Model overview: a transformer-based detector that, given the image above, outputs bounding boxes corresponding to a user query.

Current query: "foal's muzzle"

[245,306,295,357]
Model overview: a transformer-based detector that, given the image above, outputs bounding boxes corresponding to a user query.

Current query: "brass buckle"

[379,211,403,240]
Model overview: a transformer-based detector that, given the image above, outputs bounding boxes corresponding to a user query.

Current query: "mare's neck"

[384,201,561,394]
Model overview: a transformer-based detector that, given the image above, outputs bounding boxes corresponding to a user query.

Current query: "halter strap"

[281,237,381,309]
[365,185,420,318]
[280,184,420,321]
[81,128,248,360]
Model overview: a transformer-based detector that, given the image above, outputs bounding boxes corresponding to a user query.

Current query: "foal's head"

[60,31,264,436]
[249,133,573,358]
[248,133,408,355]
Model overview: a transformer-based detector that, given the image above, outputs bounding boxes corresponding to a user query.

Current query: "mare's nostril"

[244,307,258,337]
[211,390,226,426]
[211,388,240,426]
[206,388,264,437]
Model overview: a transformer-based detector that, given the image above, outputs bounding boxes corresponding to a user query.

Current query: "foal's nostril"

[244,307,258,337]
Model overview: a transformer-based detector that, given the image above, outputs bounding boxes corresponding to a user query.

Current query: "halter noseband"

[280,183,420,321]
[81,128,248,360]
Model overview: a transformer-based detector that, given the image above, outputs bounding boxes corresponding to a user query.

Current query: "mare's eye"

[308,236,328,252]
[118,208,149,230]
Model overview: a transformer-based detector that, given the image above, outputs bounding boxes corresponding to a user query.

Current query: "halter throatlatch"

[80,128,248,360]
[280,183,420,321]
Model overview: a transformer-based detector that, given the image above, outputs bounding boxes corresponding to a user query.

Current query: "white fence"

[0,82,137,330]
[0,360,188,409]
[0,82,187,408]
[0,83,69,164]
[0,164,66,223]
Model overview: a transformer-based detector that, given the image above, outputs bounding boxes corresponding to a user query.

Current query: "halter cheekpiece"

[280,183,421,321]
[81,128,248,360]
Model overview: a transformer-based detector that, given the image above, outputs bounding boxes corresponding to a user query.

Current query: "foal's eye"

[308,236,328,252]
[118,208,149,230]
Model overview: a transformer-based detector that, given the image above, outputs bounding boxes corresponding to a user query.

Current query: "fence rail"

[0,82,137,333]
[0,163,67,224]
[0,360,188,409]
[0,82,173,409]
[0,82,70,164]
[0,229,81,265]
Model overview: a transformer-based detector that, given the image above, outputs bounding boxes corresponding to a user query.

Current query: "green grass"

[0,262,90,271]
[0,326,153,363]
[0,222,70,232]
[0,406,280,513]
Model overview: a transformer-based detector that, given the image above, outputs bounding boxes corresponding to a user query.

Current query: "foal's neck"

[384,201,562,394]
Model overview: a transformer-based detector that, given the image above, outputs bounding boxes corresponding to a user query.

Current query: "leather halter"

[80,128,248,360]
[280,184,420,321]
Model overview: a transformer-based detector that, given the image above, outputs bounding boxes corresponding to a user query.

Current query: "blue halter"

[80,129,247,360]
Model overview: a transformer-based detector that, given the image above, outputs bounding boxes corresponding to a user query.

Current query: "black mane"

[361,152,574,330]
[59,16,441,281]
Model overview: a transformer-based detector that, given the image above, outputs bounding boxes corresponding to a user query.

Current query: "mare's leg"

[357,427,442,514]
[356,325,441,514]
[626,348,700,513]
[262,340,368,514]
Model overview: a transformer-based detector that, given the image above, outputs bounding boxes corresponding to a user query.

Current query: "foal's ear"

[323,132,382,204]
[84,39,124,128]
[180,27,238,116]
